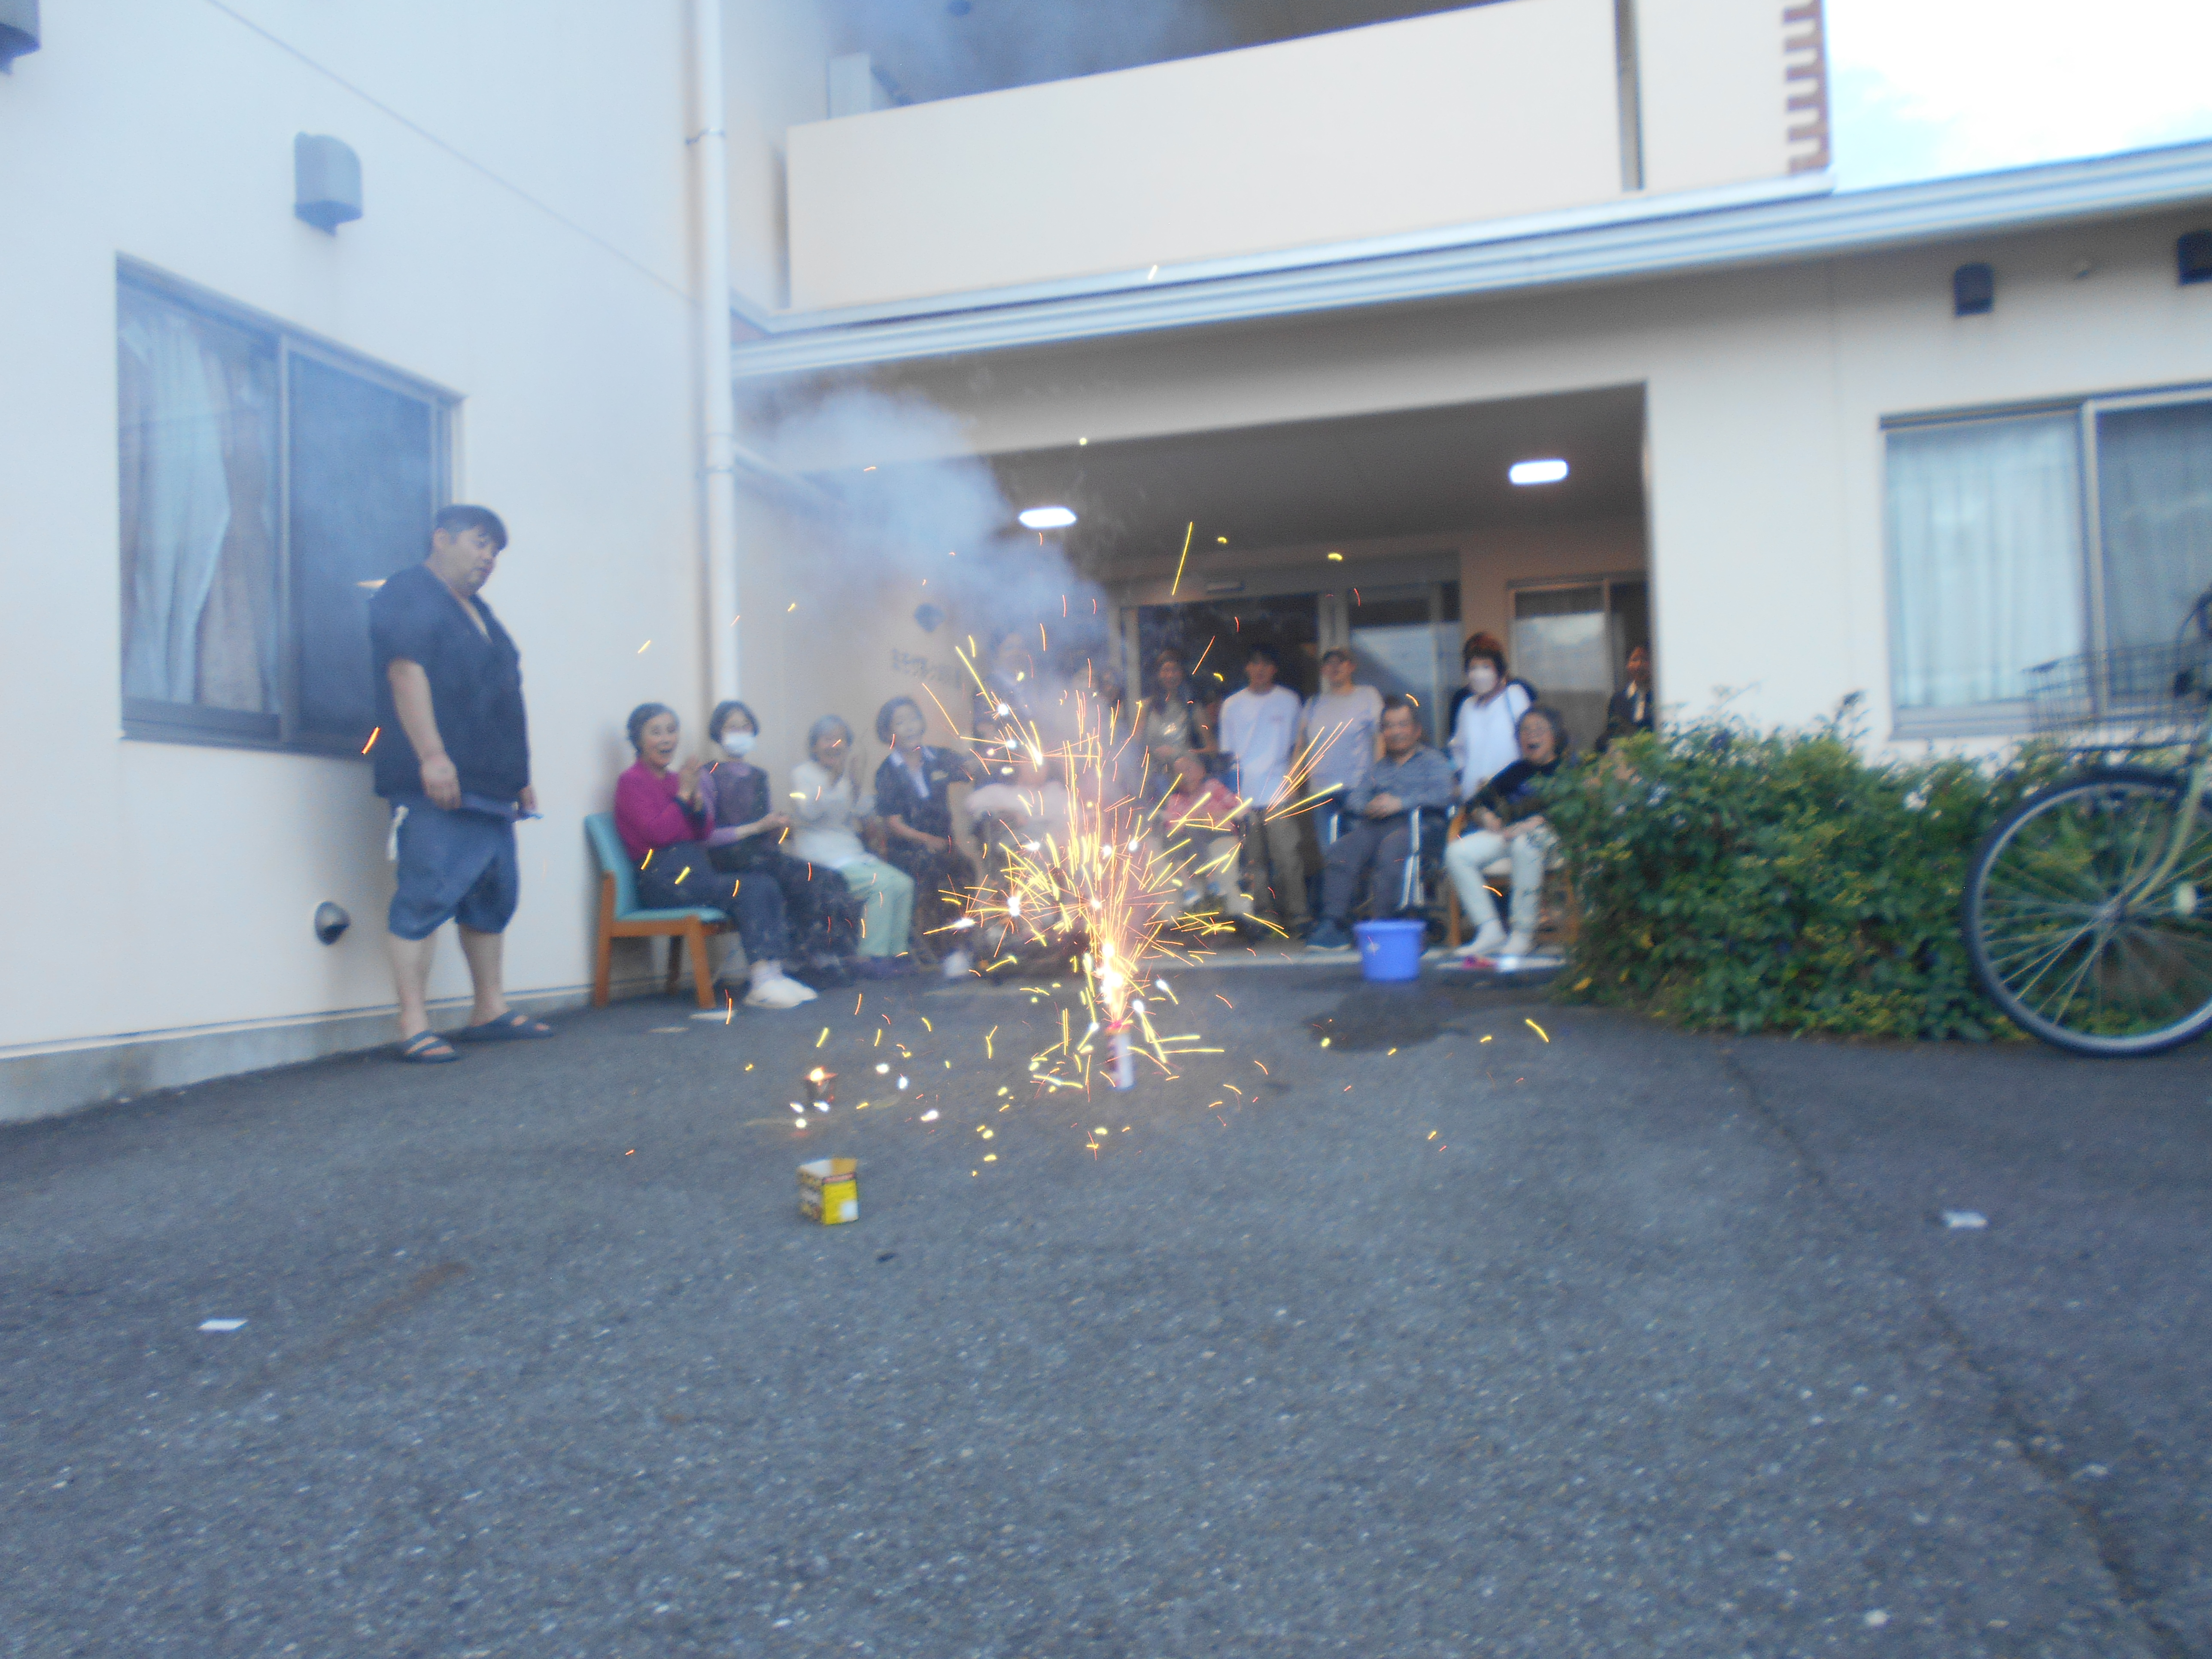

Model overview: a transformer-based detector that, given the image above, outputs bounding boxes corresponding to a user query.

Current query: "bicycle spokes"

[1976,780,2212,1042]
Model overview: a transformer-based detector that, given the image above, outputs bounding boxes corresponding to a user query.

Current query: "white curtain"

[1887,414,2083,709]
[119,301,234,705]
[2097,401,2212,650]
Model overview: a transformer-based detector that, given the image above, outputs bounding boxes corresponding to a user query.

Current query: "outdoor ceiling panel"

[969,386,1646,563]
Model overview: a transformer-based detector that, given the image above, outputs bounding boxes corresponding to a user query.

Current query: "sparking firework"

[926,647,1274,1094]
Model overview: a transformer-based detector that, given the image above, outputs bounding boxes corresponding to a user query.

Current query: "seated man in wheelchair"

[1307,697,1460,951]
[1443,705,1570,968]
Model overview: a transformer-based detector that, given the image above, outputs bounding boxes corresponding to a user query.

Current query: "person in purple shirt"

[614,703,814,1010]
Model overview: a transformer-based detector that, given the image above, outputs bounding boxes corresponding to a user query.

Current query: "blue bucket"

[1354,918,1426,982]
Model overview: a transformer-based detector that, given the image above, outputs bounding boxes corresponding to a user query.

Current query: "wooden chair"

[1443,808,1578,950]
[584,814,727,1009]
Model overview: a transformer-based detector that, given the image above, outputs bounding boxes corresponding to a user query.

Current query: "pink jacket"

[614,761,702,863]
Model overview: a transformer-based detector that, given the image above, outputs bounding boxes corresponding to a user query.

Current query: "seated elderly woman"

[698,699,852,975]
[612,703,815,1009]
[790,714,916,977]
[1152,750,1254,922]
[1441,704,1570,966]
[872,696,984,977]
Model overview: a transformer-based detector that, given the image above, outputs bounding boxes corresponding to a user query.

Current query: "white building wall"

[1636,0,1799,194]
[0,0,722,1116]
[784,0,1628,310]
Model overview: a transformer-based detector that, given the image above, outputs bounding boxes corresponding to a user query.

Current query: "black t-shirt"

[874,746,972,841]
[368,562,530,804]
[1471,756,1560,825]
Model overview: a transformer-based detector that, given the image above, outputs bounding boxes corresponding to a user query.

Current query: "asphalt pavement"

[3,965,2208,1658]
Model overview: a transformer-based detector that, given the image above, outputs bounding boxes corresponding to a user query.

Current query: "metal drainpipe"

[690,0,741,703]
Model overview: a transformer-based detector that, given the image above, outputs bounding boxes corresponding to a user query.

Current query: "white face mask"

[721,729,756,757]
[1468,665,1499,695]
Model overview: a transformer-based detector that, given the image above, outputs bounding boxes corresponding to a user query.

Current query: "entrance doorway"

[1343,580,1460,747]
[1135,593,1322,702]
[1130,576,1462,743]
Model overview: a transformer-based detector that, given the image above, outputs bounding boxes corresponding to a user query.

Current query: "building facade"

[6,0,2211,1122]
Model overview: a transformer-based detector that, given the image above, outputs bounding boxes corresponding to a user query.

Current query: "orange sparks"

[1170,520,1194,596]
[360,726,380,754]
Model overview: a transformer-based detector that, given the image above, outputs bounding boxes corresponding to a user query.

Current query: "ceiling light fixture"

[1325,551,1344,562]
[1018,506,1076,530]
[1509,459,1569,486]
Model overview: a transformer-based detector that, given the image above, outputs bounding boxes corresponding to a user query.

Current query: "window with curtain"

[1886,414,2084,714]
[118,286,281,733]
[118,271,450,751]
[1886,391,2212,730]
[2097,401,2212,651]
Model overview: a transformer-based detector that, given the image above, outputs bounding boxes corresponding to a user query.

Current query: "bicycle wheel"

[1965,767,2212,1055]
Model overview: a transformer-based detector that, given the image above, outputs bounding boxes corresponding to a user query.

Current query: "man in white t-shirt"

[1216,644,1309,931]
[1301,647,1385,836]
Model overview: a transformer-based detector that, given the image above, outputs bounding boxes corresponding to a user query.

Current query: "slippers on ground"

[396,1030,459,1064]
[451,1012,556,1042]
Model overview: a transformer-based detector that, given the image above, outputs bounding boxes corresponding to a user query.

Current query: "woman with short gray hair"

[790,714,917,976]
[1443,705,1570,966]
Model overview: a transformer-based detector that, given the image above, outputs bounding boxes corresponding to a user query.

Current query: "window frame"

[117,259,458,757]
[1883,381,2212,741]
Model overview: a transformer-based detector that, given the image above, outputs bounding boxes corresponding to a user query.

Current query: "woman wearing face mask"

[1448,642,1532,801]
[872,696,984,977]
[698,700,788,864]
[698,701,849,971]
[613,703,814,1009]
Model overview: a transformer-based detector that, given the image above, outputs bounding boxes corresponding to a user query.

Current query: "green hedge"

[1540,708,2070,1040]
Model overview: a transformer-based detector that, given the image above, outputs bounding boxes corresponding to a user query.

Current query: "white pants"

[1444,826,1552,939]
[1156,831,1252,916]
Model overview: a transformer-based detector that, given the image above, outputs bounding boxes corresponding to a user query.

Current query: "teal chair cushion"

[583,812,721,925]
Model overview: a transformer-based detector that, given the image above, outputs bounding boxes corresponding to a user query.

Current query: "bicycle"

[1963,585,2212,1055]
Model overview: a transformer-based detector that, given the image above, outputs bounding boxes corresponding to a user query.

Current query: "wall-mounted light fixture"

[295,134,363,232]
[1953,262,1995,316]
[0,0,40,69]
[2179,231,2212,286]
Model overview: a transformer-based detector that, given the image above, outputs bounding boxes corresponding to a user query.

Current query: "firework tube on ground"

[1105,1020,1135,1090]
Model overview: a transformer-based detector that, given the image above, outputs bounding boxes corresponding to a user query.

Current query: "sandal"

[397,1030,459,1064]
[451,1011,556,1042]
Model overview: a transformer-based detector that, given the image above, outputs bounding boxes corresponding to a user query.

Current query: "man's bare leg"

[457,926,511,1025]
[388,930,438,1041]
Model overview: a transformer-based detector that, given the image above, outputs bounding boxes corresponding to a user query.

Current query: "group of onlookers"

[359,500,1659,1062]
[612,696,1013,1008]
[1133,630,1656,965]
[605,624,1662,1012]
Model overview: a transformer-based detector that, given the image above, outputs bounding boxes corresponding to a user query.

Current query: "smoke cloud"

[749,385,1118,727]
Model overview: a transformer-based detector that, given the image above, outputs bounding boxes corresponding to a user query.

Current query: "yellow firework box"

[798,1158,860,1226]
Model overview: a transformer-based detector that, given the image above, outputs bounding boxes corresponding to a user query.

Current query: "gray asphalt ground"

[3,966,2209,1659]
